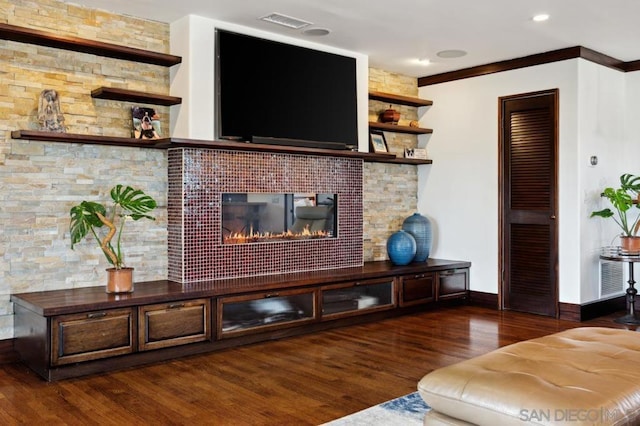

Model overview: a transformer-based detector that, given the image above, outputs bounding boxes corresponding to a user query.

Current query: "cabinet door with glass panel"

[320,277,396,319]
[217,288,316,338]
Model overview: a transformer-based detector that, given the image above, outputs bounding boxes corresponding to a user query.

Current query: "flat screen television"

[215,29,358,150]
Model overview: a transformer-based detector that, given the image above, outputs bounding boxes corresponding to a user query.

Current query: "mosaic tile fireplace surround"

[168,148,364,283]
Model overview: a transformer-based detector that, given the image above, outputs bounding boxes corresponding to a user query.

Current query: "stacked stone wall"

[0,0,170,338]
[364,68,420,261]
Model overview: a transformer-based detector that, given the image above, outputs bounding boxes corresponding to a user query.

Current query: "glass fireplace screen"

[222,193,337,244]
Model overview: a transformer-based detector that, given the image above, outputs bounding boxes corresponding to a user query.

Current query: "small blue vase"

[387,230,417,266]
[402,212,432,262]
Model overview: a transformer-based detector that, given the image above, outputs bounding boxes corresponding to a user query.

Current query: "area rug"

[322,391,431,425]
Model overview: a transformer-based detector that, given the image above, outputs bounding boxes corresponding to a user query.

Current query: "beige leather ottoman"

[418,327,640,426]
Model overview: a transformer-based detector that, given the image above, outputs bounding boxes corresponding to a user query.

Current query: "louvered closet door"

[500,90,558,317]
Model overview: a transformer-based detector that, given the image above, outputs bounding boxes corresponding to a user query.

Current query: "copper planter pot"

[620,236,640,254]
[106,267,134,293]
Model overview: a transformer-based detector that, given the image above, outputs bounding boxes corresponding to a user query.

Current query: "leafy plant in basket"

[69,185,157,292]
[590,173,640,250]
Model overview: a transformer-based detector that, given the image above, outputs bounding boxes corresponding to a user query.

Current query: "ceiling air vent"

[259,13,312,30]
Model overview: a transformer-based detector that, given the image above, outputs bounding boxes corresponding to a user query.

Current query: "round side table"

[600,247,640,325]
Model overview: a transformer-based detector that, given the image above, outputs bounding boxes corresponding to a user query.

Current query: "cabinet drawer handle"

[168,303,185,309]
[87,312,107,319]
[414,274,425,279]
[265,293,279,298]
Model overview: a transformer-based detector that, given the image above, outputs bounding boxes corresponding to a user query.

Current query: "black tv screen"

[215,29,358,149]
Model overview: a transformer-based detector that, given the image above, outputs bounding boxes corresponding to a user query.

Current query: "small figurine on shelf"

[132,106,161,139]
[37,89,66,132]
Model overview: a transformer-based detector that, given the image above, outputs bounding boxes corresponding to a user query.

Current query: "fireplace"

[167,148,363,283]
[221,193,337,244]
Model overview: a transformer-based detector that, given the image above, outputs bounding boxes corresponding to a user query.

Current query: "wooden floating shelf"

[369,121,433,135]
[91,88,182,106]
[369,91,433,107]
[0,23,181,67]
[165,138,414,163]
[365,157,433,165]
[11,130,431,165]
[11,130,172,148]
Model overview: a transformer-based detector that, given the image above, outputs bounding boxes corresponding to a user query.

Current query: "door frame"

[497,89,559,315]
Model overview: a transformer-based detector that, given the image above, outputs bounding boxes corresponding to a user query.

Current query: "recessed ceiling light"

[436,49,467,59]
[259,13,312,29]
[417,58,431,65]
[302,27,331,37]
[533,14,550,22]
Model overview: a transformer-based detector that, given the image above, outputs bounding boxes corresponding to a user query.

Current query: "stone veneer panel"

[168,148,363,282]
[368,67,424,157]
[363,162,418,261]
[0,0,170,339]
[363,68,422,261]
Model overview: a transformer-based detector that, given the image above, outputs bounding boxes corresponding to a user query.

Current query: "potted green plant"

[590,173,640,252]
[70,184,157,293]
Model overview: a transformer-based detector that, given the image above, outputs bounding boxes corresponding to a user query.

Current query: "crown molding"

[623,60,640,72]
[418,46,635,86]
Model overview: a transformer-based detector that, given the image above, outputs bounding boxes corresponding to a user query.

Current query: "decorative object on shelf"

[132,106,161,139]
[369,130,389,153]
[409,120,420,128]
[402,213,432,262]
[380,105,400,124]
[404,148,428,160]
[387,230,417,265]
[414,148,428,160]
[69,184,157,293]
[591,173,640,253]
[37,89,66,132]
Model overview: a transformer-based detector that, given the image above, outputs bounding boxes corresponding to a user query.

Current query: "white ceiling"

[64,0,640,77]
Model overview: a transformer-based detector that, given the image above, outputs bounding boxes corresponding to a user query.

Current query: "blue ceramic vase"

[387,230,417,266]
[402,212,432,262]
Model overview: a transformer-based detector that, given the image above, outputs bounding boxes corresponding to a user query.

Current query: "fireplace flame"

[224,224,330,244]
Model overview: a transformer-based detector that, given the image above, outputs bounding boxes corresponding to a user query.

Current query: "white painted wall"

[418,58,635,305]
[625,73,640,162]
[170,15,216,141]
[578,60,627,302]
[170,15,369,151]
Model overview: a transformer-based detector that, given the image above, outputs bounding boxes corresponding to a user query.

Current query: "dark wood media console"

[12,259,470,381]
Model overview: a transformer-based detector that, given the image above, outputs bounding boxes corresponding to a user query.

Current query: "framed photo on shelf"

[369,130,388,153]
[131,106,161,140]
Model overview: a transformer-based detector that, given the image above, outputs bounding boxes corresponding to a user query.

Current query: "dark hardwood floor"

[0,305,633,425]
